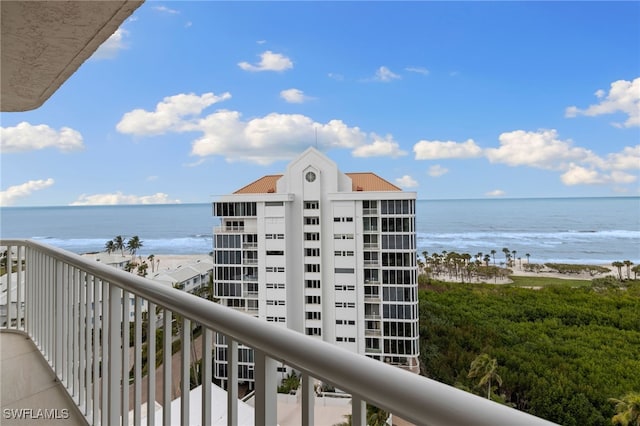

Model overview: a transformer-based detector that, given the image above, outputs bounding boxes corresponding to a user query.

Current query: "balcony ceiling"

[1,0,143,112]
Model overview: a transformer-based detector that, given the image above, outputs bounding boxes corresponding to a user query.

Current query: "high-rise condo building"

[212,148,419,386]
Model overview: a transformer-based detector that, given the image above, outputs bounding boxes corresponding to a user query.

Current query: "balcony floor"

[0,331,87,425]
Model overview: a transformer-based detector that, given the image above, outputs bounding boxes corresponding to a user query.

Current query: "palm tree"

[105,240,115,254]
[511,250,517,268]
[609,392,640,426]
[612,261,625,280]
[113,235,125,256]
[491,249,497,266]
[632,265,640,280]
[468,353,502,400]
[623,260,634,280]
[525,253,530,264]
[502,248,510,266]
[127,236,143,259]
[147,254,156,273]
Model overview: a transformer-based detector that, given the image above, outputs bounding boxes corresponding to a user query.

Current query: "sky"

[1,1,639,206]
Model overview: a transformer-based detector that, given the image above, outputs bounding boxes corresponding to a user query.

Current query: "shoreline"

[79,252,627,285]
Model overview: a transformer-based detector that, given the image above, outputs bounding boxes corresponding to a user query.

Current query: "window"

[214,202,257,217]
[335,285,355,291]
[305,248,320,257]
[305,216,320,225]
[265,201,283,207]
[266,300,285,306]
[334,251,354,256]
[306,311,321,320]
[306,296,321,304]
[336,320,356,325]
[266,250,284,256]
[363,217,378,232]
[304,232,320,241]
[333,234,354,240]
[304,201,319,209]
[305,264,320,273]
[306,327,322,336]
[305,279,321,289]
[335,268,354,274]
[334,217,354,222]
[266,282,285,289]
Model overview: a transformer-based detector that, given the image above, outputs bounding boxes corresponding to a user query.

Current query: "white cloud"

[405,67,429,75]
[560,164,607,186]
[1,122,84,153]
[485,189,506,197]
[0,179,54,206]
[560,164,638,186]
[370,66,401,82]
[116,92,231,135]
[238,51,293,72]
[565,77,640,127]
[485,129,599,170]
[153,5,179,14]
[280,88,311,104]
[352,135,407,158]
[395,175,418,188]
[70,192,181,206]
[191,112,368,165]
[328,73,344,81]
[414,139,482,160]
[603,145,640,170]
[92,28,130,60]
[428,165,448,177]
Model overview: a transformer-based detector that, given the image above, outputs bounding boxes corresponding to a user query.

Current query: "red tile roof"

[233,172,400,194]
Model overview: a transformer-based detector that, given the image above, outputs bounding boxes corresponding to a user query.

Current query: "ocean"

[1,197,638,264]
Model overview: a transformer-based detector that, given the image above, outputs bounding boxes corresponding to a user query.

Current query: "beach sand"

[93,253,619,284]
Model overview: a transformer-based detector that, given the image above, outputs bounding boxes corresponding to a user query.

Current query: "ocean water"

[1,197,638,264]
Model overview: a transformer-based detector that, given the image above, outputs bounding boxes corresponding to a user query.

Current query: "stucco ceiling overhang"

[1,0,143,112]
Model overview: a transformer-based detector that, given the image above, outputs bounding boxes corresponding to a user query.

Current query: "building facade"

[212,148,419,385]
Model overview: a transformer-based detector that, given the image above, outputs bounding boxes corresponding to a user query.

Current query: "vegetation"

[277,371,300,394]
[419,277,640,425]
[609,392,640,426]
[544,263,611,276]
[333,404,389,426]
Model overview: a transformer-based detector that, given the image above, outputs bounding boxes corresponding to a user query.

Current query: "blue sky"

[1,1,639,206]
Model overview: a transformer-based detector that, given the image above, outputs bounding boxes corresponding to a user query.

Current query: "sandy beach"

[83,252,621,285]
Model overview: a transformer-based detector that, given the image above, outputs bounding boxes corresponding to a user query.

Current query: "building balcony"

[0,239,556,426]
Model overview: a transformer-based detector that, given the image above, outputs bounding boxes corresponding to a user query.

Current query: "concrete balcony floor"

[0,332,87,426]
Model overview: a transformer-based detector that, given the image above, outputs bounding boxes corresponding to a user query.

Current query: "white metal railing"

[0,239,557,426]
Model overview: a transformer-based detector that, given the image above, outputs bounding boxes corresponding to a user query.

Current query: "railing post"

[101,279,109,426]
[254,350,277,426]
[55,260,63,374]
[302,373,314,426]
[6,245,14,329]
[133,296,143,426]
[227,338,238,426]
[163,309,172,426]
[352,396,366,426]
[202,328,212,426]
[181,318,191,426]
[121,290,130,426]
[108,283,122,425]
[92,276,100,426]
[147,302,157,426]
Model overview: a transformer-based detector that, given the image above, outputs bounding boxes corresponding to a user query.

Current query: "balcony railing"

[0,239,556,426]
